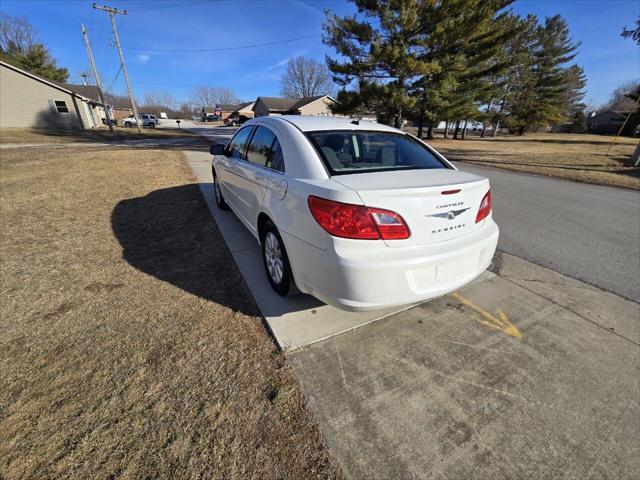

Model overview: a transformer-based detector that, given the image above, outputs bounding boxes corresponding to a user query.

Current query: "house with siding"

[218,101,255,120]
[0,60,106,129]
[586,110,626,135]
[252,95,337,117]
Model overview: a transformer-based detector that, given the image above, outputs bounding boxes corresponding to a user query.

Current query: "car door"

[217,125,255,212]
[231,125,282,234]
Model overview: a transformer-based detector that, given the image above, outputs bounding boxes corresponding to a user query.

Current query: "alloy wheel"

[264,232,284,284]
[214,179,222,203]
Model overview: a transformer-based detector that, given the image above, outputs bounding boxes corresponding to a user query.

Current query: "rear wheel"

[212,168,229,210]
[124,121,132,128]
[149,122,155,128]
[261,221,297,296]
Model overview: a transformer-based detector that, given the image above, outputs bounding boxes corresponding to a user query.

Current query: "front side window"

[226,126,254,159]
[54,101,69,113]
[306,131,447,175]
[246,126,277,165]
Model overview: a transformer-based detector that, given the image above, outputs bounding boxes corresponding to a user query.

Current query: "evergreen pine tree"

[324,0,439,128]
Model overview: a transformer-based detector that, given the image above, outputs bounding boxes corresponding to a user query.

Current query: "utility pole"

[92,3,142,134]
[81,23,114,132]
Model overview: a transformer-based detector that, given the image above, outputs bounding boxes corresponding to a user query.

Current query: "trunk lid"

[331,169,490,247]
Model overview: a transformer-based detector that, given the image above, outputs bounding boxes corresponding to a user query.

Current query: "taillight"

[308,196,410,240]
[475,190,491,223]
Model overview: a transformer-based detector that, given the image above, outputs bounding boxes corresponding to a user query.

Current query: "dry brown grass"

[0,127,200,145]
[425,133,639,189]
[0,145,341,479]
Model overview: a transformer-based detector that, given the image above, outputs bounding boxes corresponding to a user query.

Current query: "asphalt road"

[175,121,640,303]
[455,162,640,302]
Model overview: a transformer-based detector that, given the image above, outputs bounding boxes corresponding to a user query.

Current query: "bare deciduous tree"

[143,91,179,111]
[280,56,333,98]
[104,92,132,109]
[0,13,36,55]
[190,86,239,107]
[0,13,67,82]
[599,80,640,113]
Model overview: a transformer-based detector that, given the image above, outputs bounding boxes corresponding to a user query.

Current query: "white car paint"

[211,116,498,311]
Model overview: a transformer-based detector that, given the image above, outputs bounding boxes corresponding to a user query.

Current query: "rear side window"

[307,131,447,175]
[226,126,254,159]
[267,140,284,172]
[246,126,277,165]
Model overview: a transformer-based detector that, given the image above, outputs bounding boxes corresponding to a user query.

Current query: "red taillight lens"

[475,190,491,223]
[308,196,410,240]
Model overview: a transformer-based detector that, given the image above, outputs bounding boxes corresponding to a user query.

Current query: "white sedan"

[210,116,498,311]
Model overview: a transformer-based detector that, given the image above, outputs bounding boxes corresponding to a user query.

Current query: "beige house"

[252,95,337,117]
[0,60,106,129]
[218,101,255,120]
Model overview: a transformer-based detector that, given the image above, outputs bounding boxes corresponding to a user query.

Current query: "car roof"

[259,115,402,134]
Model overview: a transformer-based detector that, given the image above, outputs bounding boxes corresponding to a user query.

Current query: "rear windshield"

[306,131,448,175]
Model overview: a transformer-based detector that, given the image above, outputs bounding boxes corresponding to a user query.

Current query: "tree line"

[0,13,68,82]
[324,0,587,137]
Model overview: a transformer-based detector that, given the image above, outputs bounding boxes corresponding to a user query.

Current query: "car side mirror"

[210,144,225,156]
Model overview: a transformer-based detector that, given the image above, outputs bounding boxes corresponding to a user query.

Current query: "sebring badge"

[426,207,470,220]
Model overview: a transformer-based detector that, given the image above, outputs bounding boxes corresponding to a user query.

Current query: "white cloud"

[138,54,150,64]
[263,50,308,72]
[264,57,291,72]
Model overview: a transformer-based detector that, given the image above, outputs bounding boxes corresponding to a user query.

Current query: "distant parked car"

[122,113,157,128]
[225,114,250,126]
[205,114,222,122]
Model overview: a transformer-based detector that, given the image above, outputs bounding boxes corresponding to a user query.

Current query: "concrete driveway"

[291,255,639,479]
[181,145,639,479]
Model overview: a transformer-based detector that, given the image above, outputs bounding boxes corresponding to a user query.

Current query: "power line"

[105,64,123,92]
[121,34,322,53]
[121,0,214,11]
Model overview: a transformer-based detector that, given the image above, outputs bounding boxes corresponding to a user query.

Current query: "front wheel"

[124,122,132,128]
[149,122,155,129]
[212,168,229,210]
[261,221,297,296]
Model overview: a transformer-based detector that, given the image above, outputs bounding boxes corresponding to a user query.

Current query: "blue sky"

[1,0,638,107]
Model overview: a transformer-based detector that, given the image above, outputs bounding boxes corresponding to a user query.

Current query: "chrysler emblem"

[427,207,470,220]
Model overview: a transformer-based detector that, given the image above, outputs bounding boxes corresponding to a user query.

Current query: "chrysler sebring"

[210,116,498,311]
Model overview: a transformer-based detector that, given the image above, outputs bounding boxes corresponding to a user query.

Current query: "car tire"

[261,220,298,297]
[124,122,132,128]
[212,168,229,210]
[149,122,155,129]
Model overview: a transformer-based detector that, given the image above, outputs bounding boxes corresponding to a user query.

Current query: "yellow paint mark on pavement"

[451,292,523,339]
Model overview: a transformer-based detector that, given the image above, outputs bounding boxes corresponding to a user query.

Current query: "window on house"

[54,101,69,113]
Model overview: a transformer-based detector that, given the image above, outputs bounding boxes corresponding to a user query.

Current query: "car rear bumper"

[283,218,499,311]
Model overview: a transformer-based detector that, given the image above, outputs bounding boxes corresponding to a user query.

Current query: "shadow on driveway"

[111,183,259,316]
